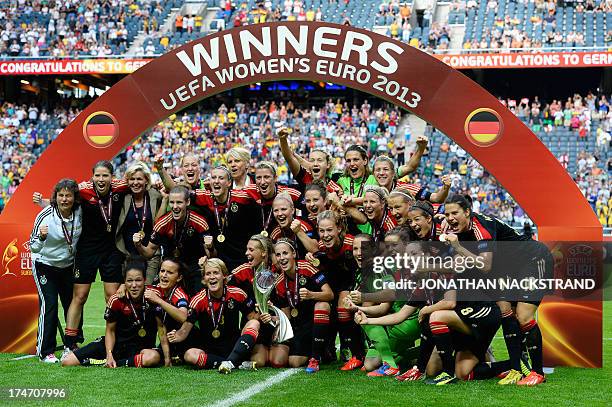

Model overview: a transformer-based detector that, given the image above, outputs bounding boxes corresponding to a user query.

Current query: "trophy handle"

[270,305,294,343]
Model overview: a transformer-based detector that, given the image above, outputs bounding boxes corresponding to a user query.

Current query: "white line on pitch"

[210,368,299,407]
[11,355,37,360]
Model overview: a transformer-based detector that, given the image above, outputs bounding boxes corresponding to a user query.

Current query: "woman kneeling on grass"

[62,259,169,368]
[168,258,261,374]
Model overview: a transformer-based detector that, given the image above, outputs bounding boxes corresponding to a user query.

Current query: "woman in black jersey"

[443,194,549,386]
[62,260,167,368]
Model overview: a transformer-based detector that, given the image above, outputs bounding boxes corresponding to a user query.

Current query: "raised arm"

[278,128,301,177]
[397,135,428,177]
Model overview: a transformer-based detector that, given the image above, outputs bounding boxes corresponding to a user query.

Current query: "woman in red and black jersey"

[443,194,549,386]
[278,127,341,195]
[372,155,451,203]
[306,210,365,371]
[191,166,261,271]
[386,187,416,226]
[244,161,302,236]
[62,261,168,368]
[168,258,261,374]
[270,193,318,257]
[406,201,442,242]
[134,186,212,296]
[268,239,334,373]
[303,183,328,231]
[140,258,191,365]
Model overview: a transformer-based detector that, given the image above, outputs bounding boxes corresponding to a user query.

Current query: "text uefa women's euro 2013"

[159,25,422,111]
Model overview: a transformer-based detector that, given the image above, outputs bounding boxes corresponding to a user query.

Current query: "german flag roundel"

[464,108,503,147]
[82,112,118,148]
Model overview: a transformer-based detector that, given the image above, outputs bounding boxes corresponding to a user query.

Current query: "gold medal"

[106,224,112,233]
[174,248,180,257]
[310,258,320,267]
[138,327,147,337]
[217,234,226,243]
[211,329,221,338]
[261,230,268,237]
[291,308,298,318]
[138,230,145,239]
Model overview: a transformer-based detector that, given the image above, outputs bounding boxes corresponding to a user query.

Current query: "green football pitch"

[1,281,609,407]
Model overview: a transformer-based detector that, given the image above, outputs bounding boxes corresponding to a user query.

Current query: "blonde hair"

[203,258,229,276]
[249,234,274,265]
[273,192,294,209]
[226,147,250,163]
[256,161,278,177]
[180,153,199,167]
[364,185,389,202]
[389,187,416,205]
[125,161,152,187]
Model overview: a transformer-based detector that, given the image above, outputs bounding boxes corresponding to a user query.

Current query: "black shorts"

[74,249,125,284]
[325,271,353,294]
[73,337,141,364]
[256,322,275,347]
[182,261,204,297]
[455,303,501,360]
[287,322,312,357]
[497,250,553,303]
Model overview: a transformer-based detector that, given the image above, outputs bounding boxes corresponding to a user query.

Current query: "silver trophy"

[254,265,293,343]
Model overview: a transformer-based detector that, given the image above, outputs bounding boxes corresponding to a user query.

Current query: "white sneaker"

[238,361,257,371]
[218,361,235,374]
[41,354,59,364]
[61,347,72,361]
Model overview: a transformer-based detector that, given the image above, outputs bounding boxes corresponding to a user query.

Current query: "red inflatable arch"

[0,22,602,366]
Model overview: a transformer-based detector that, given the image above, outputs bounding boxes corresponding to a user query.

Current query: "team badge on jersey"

[299,276,307,286]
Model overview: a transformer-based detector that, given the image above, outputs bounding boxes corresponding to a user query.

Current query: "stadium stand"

[0,0,184,57]
[2,91,609,228]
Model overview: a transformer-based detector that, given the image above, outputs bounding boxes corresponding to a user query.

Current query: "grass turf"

[0,281,609,407]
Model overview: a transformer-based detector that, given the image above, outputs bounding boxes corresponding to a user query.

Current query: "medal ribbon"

[372,208,388,242]
[349,175,365,198]
[212,191,231,235]
[284,265,300,309]
[161,286,178,324]
[127,295,146,327]
[260,185,277,232]
[94,186,113,231]
[56,208,75,251]
[173,211,190,252]
[206,285,226,332]
[131,193,148,232]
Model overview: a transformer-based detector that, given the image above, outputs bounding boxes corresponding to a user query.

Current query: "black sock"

[195,352,224,369]
[312,309,330,360]
[337,307,365,359]
[228,329,258,365]
[501,311,522,371]
[429,321,454,375]
[417,320,435,373]
[470,360,511,380]
[522,319,543,374]
[64,328,78,349]
[116,354,143,367]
